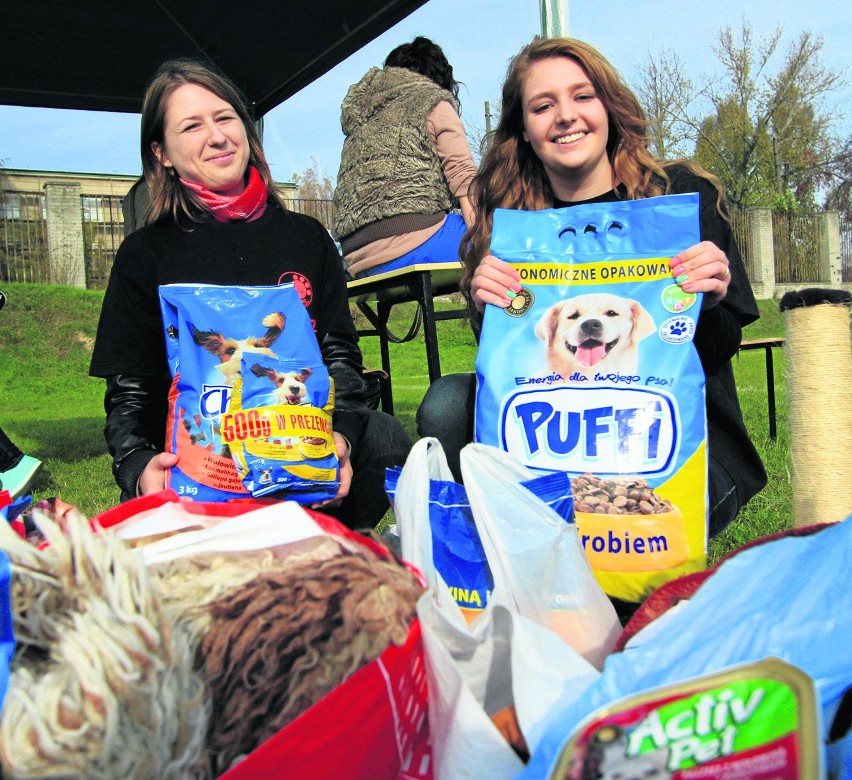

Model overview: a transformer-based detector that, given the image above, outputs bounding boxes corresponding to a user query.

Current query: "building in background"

[0,169,297,289]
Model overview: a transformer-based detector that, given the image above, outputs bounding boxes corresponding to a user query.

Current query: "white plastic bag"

[460,443,621,670]
[392,438,599,780]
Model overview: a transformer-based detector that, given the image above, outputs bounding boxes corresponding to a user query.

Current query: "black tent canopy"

[1,0,428,116]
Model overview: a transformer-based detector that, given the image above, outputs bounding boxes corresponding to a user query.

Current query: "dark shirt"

[90,204,368,474]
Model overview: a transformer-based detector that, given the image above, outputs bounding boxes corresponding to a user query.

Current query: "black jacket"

[91,204,369,499]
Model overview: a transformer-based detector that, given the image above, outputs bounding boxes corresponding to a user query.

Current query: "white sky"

[1,0,849,183]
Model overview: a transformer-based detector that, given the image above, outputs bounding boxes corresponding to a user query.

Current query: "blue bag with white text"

[475,194,707,602]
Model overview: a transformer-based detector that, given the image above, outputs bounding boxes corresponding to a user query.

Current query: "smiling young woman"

[89,58,412,529]
[152,82,250,196]
[520,56,614,201]
[416,37,767,558]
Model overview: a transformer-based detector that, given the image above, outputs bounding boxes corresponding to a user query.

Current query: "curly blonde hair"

[460,37,721,316]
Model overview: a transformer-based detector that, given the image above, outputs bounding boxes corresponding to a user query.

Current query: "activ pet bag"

[475,194,706,603]
[159,283,338,503]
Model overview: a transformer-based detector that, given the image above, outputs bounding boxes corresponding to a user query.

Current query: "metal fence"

[729,211,754,280]
[0,191,50,283]
[2,192,847,289]
[841,216,852,283]
[290,197,335,229]
[82,195,124,289]
[771,212,822,284]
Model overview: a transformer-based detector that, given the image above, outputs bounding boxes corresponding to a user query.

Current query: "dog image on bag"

[577,725,671,780]
[534,293,655,381]
[250,363,312,405]
[190,312,285,384]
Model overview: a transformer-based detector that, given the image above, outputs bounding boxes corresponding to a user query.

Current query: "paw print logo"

[668,319,688,337]
[660,315,696,344]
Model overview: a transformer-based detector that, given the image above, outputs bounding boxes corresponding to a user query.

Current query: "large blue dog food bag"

[475,194,707,602]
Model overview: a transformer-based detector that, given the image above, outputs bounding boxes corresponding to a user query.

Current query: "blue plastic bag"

[518,518,852,779]
[0,551,15,712]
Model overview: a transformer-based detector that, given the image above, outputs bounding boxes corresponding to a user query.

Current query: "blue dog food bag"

[386,466,493,624]
[227,353,338,502]
[475,194,707,603]
[158,283,338,503]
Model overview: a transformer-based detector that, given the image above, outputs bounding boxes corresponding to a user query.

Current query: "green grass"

[0,282,793,563]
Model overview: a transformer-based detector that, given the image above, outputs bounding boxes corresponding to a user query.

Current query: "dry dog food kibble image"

[571,473,674,515]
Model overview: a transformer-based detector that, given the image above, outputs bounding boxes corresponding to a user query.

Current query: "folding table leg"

[764,344,777,441]
[376,300,394,415]
[414,271,442,382]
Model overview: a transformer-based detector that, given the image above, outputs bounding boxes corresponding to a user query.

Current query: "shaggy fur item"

[0,511,210,780]
[149,536,346,642]
[197,545,424,775]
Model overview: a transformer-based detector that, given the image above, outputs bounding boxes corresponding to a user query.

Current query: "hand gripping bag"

[393,438,600,779]
[475,194,706,603]
[158,283,338,503]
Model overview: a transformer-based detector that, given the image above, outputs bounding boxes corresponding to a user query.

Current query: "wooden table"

[738,337,785,440]
[347,262,466,414]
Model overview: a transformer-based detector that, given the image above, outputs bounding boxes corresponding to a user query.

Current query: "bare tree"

[291,157,334,201]
[822,134,852,222]
[634,22,847,211]
[633,49,695,160]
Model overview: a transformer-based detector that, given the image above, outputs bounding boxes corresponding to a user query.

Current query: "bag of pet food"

[475,194,706,603]
[544,659,821,780]
[158,283,338,503]
[226,355,338,501]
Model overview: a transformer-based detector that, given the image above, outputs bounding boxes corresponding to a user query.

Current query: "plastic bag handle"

[395,437,453,585]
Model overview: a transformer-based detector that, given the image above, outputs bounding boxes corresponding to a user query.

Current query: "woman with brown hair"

[417,37,766,540]
[90,58,412,528]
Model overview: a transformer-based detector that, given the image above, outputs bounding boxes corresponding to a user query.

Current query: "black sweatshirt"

[90,204,369,494]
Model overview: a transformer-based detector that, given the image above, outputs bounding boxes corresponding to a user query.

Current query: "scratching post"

[779,288,852,527]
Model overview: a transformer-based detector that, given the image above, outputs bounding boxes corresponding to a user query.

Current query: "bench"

[347,263,466,414]
[738,337,785,440]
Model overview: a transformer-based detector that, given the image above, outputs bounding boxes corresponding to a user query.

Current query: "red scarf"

[180,165,268,222]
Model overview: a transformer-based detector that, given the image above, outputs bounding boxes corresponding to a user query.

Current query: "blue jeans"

[324,409,413,530]
[355,214,466,278]
[417,372,740,538]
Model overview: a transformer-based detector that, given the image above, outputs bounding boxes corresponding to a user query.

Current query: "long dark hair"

[140,58,286,226]
[384,36,462,109]
[460,36,724,314]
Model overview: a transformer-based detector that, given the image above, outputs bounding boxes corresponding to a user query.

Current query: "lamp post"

[540,0,569,37]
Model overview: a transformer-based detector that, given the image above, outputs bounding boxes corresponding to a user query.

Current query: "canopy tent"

[0,0,429,116]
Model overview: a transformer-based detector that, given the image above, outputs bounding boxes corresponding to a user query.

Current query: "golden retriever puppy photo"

[534,293,656,381]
